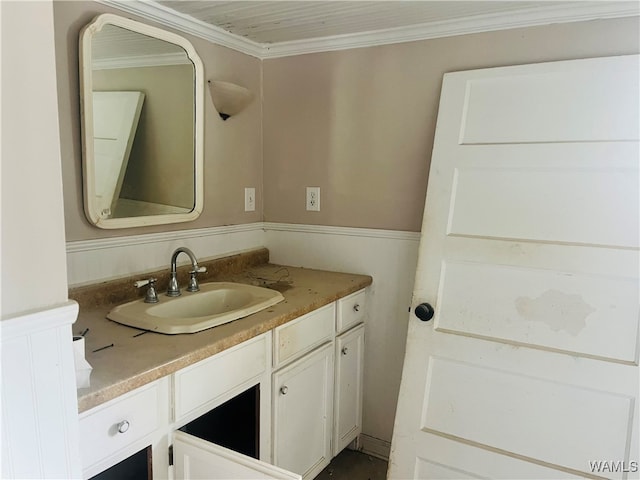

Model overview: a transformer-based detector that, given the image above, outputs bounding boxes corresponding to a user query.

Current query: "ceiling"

[156,1,576,44]
[104,0,640,58]
[92,24,188,63]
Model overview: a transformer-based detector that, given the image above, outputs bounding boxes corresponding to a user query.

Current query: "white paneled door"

[389,55,639,480]
[92,91,145,216]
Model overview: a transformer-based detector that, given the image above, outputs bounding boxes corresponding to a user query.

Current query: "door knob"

[414,303,434,322]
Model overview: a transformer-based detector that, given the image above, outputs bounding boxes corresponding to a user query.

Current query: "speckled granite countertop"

[70,248,372,413]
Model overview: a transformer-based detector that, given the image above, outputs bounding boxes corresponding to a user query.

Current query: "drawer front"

[174,333,270,424]
[274,303,335,368]
[336,289,367,333]
[79,380,163,473]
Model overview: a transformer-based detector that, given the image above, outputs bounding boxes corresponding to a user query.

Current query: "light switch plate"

[245,187,255,211]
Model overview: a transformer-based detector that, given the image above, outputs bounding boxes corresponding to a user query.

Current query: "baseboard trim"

[359,434,392,461]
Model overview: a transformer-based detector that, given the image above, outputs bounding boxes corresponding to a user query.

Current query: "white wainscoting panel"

[66,223,266,286]
[1,302,82,479]
[264,223,420,458]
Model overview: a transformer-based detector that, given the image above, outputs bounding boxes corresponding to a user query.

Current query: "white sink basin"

[107,282,285,334]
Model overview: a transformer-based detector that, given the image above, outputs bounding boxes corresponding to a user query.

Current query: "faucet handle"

[135,278,159,303]
[134,278,152,288]
[186,266,206,292]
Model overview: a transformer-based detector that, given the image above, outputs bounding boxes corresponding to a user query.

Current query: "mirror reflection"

[80,14,203,228]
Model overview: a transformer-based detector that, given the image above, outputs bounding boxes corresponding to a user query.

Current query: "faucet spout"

[166,247,202,297]
[170,247,199,273]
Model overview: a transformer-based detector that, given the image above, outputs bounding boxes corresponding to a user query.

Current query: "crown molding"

[93,52,190,70]
[262,2,640,58]
[98,1,638,60]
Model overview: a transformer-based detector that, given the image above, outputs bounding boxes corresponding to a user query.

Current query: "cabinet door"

[333,324,365,456]
[272,343,334,480]
[173,431,300,480]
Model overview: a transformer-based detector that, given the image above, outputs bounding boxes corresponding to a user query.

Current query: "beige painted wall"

[94,64,195,209]
[263,16,640,232]
[53,0,263,241]
[1,1,70,318]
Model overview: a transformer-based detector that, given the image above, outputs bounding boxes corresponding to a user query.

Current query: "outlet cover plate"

[306,186,320,211]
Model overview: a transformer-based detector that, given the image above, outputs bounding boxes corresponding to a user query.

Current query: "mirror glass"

[80,14,203,229]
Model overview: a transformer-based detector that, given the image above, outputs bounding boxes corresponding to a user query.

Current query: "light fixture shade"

[208,80,254,120]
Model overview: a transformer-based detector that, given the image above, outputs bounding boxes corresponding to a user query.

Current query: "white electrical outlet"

[306,186,320,211]
[244,187,255,212]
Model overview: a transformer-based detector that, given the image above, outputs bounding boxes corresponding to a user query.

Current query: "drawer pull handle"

[353,304,360,312]
[280,386,288,395]
[117,420,130,434]
[342,347,349,355]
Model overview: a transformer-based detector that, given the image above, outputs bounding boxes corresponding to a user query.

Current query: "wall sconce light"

[207,80,254,121]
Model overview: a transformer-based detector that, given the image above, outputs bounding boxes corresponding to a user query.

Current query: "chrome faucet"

[166,247,207,297]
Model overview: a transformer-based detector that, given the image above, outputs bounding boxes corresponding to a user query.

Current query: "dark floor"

[315,449,388,480]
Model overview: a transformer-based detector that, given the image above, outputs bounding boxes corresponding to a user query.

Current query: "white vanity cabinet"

[79,288,367,480]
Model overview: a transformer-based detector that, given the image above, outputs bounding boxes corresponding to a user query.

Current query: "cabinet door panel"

[273,343,334,480]
[174,431,300,480]
[334,324,364,456]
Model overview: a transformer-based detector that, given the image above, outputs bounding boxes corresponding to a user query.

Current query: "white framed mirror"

[79,13,204,229]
